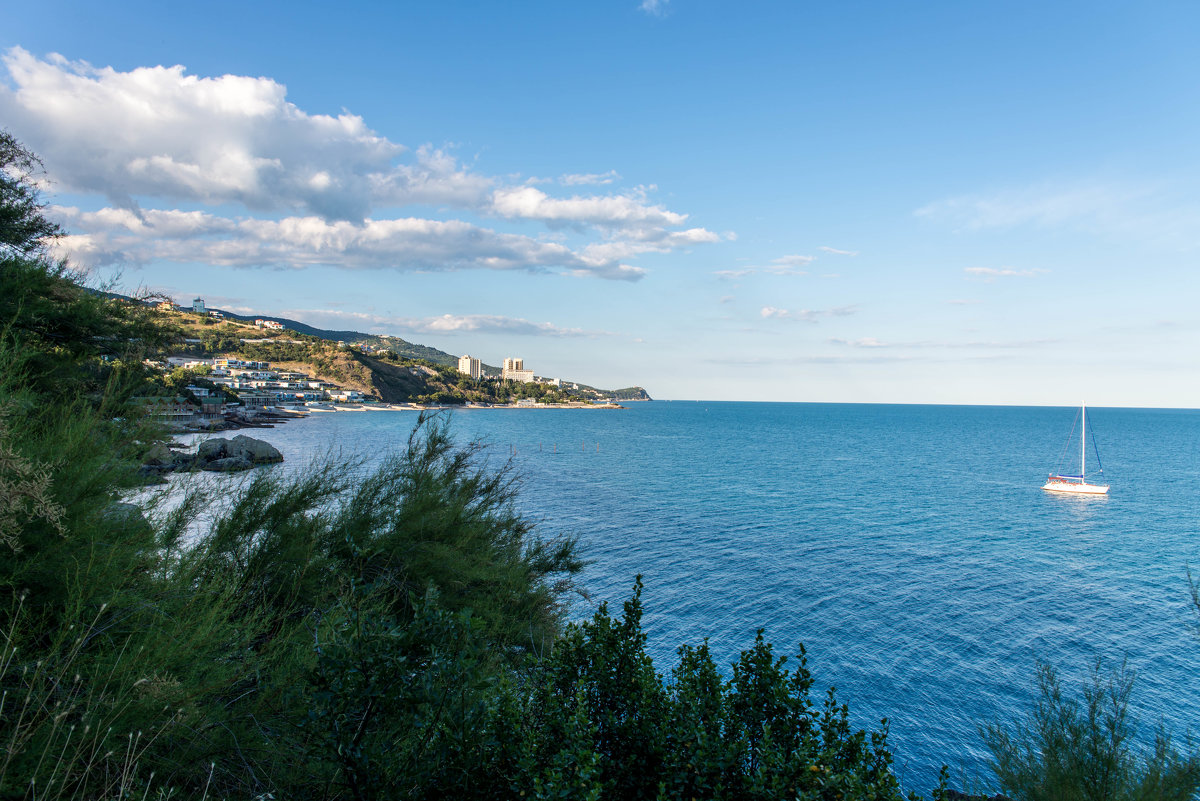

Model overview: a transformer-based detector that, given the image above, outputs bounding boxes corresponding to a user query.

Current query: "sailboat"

[1042,403,1109,495]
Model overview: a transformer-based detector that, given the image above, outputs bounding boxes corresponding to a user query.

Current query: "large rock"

[143,443,174,467]
[194,435,283,471]
[196,438,230,462]
[204,455,253,472]
[228,435,283,464]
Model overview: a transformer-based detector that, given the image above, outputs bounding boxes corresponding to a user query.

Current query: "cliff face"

[359,356,436,402]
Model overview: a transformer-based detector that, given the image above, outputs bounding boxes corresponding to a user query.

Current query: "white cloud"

[818,246,858,256]
[560,170,620,186]
[582,226,721,266]
[771,254,814,269]
[0,47,411,219]
[0,48,691,226]
[490,185,687,228]
[964,266,1047,280]
[403,314,598,337]
[715,253,813,279]
[760,305,857,322]
[50,206,647,280]
[2,48,718,279]
[639,0,669,16]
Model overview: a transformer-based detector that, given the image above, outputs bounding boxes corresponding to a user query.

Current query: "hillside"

[161,308,651,403]
[210,308,479,368]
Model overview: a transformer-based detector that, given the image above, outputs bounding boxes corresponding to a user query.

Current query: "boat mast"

[1081,403,1086,483]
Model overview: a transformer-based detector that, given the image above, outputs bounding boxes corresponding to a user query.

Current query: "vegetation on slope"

[3,132,1198,801]
[161,306,652,403]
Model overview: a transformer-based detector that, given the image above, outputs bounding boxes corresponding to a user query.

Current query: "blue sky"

[5,1,1200,405]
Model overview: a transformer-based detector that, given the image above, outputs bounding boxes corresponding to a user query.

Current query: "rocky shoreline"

[143,399,624,481]
[142,434,284,478]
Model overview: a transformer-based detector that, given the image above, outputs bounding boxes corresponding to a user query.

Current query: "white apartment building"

[192,297,206,314]
[502,357,535,383]
[458,354,482,379]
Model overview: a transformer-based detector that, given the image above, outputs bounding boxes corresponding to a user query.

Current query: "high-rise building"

[192,297,206,314]
[502,357,535,383]
[458,354,482,379]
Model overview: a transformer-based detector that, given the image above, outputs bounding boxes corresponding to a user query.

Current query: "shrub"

[981,661,1200,801]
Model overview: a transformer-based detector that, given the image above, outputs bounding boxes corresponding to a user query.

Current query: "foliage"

[0,137,941,800]
[522,577,935,801]
[0,131,62,258]
[980,661,1200,801]
[324,413,584,650]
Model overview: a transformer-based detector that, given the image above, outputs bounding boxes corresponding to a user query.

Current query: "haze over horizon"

[4,2,1199,407]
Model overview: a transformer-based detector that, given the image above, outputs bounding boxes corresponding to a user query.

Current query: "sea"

[189,401,1200,792]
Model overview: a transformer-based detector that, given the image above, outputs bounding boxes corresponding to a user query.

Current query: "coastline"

[299,401,627,413]
[168,399,625,433]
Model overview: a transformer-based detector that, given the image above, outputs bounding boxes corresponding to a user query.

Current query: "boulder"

[193,436,282,471]
[203,455,253,472]
[196,438,230,462]
[228,435,283,464]
[143,443,174,467]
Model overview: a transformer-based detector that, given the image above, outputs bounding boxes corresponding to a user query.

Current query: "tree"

[0,130,62,257]
[981,661,1200,801]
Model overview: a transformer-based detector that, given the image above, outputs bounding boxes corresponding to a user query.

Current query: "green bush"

[0,132,946,800]
[981,661,1200,801]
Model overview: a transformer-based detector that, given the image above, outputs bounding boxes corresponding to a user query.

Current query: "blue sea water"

[206,402,1200,792]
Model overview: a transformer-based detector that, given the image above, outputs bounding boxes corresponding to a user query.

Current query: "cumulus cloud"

[581,226,721,266]
[0,47,412,219]
[760,305,857,322]
[50,206,647,280]
[490,185,688,228]
[2,48,717,279]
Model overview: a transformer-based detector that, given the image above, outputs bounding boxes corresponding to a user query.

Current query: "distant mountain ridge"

[211,308,475,368]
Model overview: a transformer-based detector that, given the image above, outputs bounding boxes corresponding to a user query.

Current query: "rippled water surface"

[200,402,1200,791]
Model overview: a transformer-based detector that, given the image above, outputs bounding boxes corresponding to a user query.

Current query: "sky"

[4,1,1200,406]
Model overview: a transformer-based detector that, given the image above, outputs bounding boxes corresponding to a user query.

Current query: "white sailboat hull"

[1042,404,1110,494]
[1042,477,1109,495]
